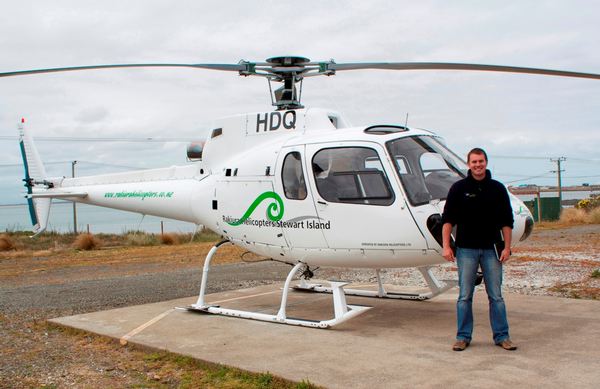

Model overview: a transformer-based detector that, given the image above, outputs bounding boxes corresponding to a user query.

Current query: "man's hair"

[467,148,488,163]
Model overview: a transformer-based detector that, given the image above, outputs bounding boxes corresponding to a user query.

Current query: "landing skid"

[179,241,372,329]
[293,267,458,301]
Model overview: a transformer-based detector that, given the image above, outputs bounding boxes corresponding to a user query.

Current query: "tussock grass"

[189,228,223,242]
[560,208,588,224]
[127,232,159,246]
[159,233,179,245]
[72,233,104,251]
[0,234,16,252]
[552,207,600,228]
[588,208,600,224]
[1,227,224,255]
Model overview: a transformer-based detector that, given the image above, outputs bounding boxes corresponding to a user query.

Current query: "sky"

[1,0,599,205]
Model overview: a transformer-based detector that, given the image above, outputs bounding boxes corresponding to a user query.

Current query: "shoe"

[495,338,517,350]
[453,339,469,351]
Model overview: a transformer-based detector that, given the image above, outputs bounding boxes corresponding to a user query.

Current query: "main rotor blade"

[0,63,246,78]
[328,62,600,81]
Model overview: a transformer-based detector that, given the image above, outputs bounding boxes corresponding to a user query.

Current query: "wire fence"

[2,203,201,235]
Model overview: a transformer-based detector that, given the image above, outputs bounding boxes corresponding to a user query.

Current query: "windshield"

[386,136,468,205]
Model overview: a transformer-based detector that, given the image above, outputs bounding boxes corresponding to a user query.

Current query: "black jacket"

[441,169,514,249]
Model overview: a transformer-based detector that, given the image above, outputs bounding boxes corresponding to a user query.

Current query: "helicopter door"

[274,148,328,249]
[385,135,468,252]
[307,144,427,251]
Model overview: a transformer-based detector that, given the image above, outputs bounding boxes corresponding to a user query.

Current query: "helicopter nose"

[519,215,534,242]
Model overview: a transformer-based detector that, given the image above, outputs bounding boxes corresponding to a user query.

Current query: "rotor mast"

[238,56,335,110]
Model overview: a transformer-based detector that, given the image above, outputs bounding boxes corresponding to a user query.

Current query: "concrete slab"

[50,282,600,389]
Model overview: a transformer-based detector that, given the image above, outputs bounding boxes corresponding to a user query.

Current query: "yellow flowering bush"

[577,195,599,210]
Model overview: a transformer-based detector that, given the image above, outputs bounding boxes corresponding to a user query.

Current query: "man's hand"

[442,222,455,262]
[499,248,511,263]
[500,226,513,263]
[443,246,455,262]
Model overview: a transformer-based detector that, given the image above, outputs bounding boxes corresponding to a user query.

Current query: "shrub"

[587,207,600,224]
[72,233,104,251]
[159,233,179,245]
[578,195,600,210]
[127,232,159,247]
[0,234,16,251]
[577,199,591,209]
[559,208,587,224]
[191,228,223,243]
[592,269,600,278]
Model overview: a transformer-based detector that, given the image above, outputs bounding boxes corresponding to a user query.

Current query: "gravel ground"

[1,225,599,388]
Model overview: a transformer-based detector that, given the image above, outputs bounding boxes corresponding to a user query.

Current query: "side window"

[282,152,307,200]
[312,147,394,206]
[386,136,466,205]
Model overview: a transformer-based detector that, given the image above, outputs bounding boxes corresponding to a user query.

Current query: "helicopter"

[6,56,600,328]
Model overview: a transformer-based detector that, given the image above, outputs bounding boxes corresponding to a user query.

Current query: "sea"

[513,189,599,201]
[0,202,198,235]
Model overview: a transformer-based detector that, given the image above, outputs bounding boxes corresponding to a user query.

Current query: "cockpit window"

[312,147,394,206]
[282,152,307,200]
[386,136,468,206]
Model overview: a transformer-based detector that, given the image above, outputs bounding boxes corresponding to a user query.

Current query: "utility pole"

[72,160,78,235]
[550,157,566,206]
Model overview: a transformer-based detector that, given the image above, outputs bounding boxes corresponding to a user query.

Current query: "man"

[441,148,516,351]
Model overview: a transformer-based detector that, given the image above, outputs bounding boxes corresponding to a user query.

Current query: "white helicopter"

[6,57,599,328]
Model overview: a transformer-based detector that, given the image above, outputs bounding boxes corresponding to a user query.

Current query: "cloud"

[74,107,108,123]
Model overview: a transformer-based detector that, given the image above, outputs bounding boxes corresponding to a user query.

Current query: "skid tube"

[293,267,458,300]
[179,240,372,328]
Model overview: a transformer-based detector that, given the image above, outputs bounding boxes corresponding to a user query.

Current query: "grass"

[38,322,322,389]
[560,208,588,224]
[158,233,179,245]
[0,234,23,251]
[528,207,600,230]
[0,227,224,254]
[2,314,321,389]
[72,233,104,250]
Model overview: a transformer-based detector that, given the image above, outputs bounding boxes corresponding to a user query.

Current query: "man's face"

[468,153,488,180]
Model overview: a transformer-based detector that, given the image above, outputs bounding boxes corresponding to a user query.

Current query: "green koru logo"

[227,191,284,226]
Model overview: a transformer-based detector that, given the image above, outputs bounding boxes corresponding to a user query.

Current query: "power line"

[564,158,600,164]
[502,173,555,184]
[0,136,194,142]
[490,155,550,160]
[490,155,600,164]
[0,160,147,170]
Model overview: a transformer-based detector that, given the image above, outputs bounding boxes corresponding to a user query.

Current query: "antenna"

[405,113,409,129]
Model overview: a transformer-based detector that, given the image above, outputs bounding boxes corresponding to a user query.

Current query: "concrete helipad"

[50,282,600,388]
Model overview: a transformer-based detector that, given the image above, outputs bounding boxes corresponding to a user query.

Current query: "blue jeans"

[456,248,509,344]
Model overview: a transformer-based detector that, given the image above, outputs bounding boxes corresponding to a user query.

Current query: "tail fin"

[18,119,52,237]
